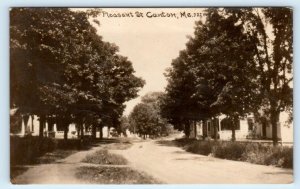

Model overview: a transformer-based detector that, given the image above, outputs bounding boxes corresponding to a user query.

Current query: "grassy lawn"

[82,149,128,165]
[76,166,160,184]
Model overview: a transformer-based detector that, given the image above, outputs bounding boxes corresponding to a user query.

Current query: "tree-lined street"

[10,7,293,184]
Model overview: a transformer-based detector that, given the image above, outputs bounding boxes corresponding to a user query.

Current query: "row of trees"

[160,8,293,145]
[10,8,144,140]
[128,92,173,139]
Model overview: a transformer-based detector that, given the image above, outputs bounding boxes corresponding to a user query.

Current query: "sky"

[91,8,205,115]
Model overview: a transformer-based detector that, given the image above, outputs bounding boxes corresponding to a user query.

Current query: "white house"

[189,111,293,143]
[10,110,111,139]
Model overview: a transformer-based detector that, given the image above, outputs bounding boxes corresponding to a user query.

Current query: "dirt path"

[13,145,105,184]
[113,138,293,184]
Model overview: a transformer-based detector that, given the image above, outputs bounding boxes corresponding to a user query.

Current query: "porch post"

[31,115,34,132]
[218,117,221,131]
[20,115,25,136]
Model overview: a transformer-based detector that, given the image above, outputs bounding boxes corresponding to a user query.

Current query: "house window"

[220,118,240,131]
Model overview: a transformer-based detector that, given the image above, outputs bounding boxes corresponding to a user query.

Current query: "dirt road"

[113,138,293,184]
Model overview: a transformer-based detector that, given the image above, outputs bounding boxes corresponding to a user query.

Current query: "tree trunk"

[31,115,34,132]
[214,118,218,141]
[194,121,197,139]
[231,127,236,141]
[202,120,206,139]
[184,121,190,138]
[271,110,280,146]
[99,124,103,139]
[231,117,236,142]
[92,125,96,140]
[80,123,84,140]
[39,115,45,138]
[107,126,110,138]
[64,124,68,140]
[77,124,80,138]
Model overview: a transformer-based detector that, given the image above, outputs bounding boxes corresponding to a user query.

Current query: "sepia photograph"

[9,7,293,184]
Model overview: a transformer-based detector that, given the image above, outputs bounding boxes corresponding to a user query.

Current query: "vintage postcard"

[10,7,293,184]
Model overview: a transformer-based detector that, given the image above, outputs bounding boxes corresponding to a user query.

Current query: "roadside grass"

[78,142,160,184]
[174,138,293,168]
[76,166,160,184]
[82,149,128,165]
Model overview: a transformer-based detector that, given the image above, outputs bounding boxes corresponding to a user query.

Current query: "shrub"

[175,138,197,147]
[212,142,246,160]
[185,140,215,155]
[241,142,268,164]
[264,146,293,168]
[241,143,293,168]
[175,138,293,168]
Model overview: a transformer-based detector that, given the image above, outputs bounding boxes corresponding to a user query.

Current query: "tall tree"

[223,8,293,145]
[161,51,212,137]
[129,103,157,139]
[189,9,259,141]
[10,8,93,137]
[10,8,145,140]
[129,92,170,138]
